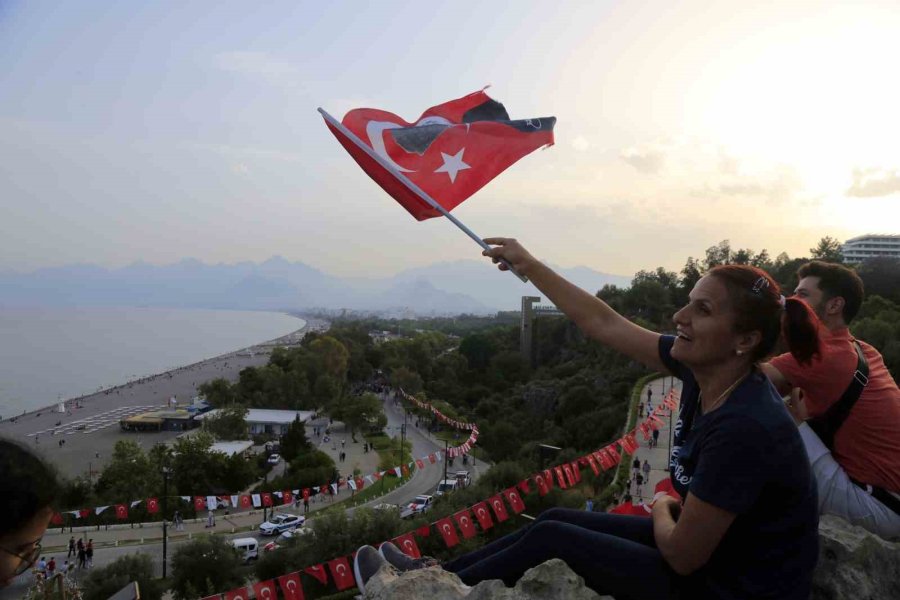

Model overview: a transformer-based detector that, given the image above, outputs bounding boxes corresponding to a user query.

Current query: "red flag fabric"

[278,572,305,600]
[239,495,252,509]
[282,491,293,505]
[79,509,90,519]
[402,464,410,478]
[392,533,422,559]
[253,580,278,600]
[553,466,569,489]
[471,501,494,531]
[571,461,582,484]
[355,476,365,490]
[453,509,477,539]
[488,494,510,522]
[115,504,128,520]
[51,512,63,525]
[435,517,461,548]
[261,493,273,507]
[323,91,556,221]
[562,463,577,487]
[146,497,160,514]
[654,478,682,501]
[415,458,425,469]
[620,433,640,455]
[585,454,600,476]
[518,479,531,495]
[610,501,652,517]
[327,557,355,591]
[223,587,249,600]
[415,524,431,538]
[502,487,526,514]
[533,472,551,496]
[194,496,206,511]
[200,596,220,600]
[304,565,328,586]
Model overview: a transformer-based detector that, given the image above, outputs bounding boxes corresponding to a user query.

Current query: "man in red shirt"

[762,261,900,539]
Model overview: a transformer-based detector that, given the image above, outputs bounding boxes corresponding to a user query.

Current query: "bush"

[81,554,163,600]
[170,535,245,600]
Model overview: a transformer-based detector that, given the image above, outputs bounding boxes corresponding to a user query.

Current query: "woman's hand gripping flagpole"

[318,107,528,283]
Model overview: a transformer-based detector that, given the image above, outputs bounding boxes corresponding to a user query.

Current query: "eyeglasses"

[1,541,42,576]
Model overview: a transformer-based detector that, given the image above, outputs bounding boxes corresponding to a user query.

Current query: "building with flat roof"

[196,408,314,435]
[210,440,254,457]
[842,234,900,263]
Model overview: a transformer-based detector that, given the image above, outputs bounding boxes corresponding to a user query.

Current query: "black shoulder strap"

[808,340,869,450]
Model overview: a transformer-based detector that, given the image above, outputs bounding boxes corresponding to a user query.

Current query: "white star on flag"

[434,148,471,183]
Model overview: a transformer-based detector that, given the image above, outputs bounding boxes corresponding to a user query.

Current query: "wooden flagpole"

[318,108,528,283]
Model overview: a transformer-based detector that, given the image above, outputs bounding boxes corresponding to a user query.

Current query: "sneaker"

[353,545,386,594]
[378,542,440,572]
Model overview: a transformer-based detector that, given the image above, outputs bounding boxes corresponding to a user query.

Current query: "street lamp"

[161,466,172,579]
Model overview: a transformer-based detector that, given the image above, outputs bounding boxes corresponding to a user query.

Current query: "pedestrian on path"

[585,498,594,512]
[77,546,86,569]
[303,497,309,513]
[631,457,640,478]
[85,540,93,568]
[206,509,215,528]
[634,473,644,499]
[642,459,651,480]
[47,557,56,577]
[67,536,75,558]
[652,429,660,448]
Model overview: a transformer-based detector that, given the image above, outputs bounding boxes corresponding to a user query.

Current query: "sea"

[0,307,304,417]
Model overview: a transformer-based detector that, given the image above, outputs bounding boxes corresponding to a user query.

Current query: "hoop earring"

[736,349,744,356]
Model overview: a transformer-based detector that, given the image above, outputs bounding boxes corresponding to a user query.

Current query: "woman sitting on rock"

[355,238,821,600]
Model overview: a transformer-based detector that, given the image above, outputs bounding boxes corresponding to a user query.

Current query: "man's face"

[794,276,827,319]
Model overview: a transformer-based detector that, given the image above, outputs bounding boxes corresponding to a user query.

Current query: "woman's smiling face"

[670,275,744,368]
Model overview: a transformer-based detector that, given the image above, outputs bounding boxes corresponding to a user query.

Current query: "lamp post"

[442,438,449,483]
[161,466,172,579]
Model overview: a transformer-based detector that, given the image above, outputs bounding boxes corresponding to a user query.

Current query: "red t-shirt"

[770,327,900,493]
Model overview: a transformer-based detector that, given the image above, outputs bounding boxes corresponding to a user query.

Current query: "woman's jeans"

[443,507,681,600]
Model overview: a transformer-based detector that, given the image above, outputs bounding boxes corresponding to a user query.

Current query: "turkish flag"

[518,479,531,495]
[543,469,554,490]
[654,478,682,501]
[553,466,568,489]
[610,501,652,517]
[415,458,425,469]
[327,557,354,591]
[194,496,206,511]
[372,471,382,481]
[533,473,551,496]
[51,512,63,525]
[253,580,278,600]
[471,501,494,531]
[115,504,128,520]
[401,464,410,478]
[322,91,556,221]
[304,565,329,586]
[261,493,273,507]
[571,461,583,484]
[355,476,365,490]
[239,495,252,509]
[428,453,436,464]
[415,525,431,538]
[502,487,526,514]
[435,517,460,548]
[278,572,305,600]
[562,463,577,487]
[223,587,249,600]
[302,488,310,500]
[392,533,422,559]
[453,509,477,539]
[620,433,640,455]
[79,509,90,519]
[146,498,160,514]
[282,490,293,505]
[586,454,600,476]
[488,494,510,522]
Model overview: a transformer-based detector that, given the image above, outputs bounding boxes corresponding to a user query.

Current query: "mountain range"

[0,258,630,316]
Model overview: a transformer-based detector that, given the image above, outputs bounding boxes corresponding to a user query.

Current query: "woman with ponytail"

[357,240,822,600]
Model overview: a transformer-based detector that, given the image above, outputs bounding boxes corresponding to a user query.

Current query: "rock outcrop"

[365,516,898,600]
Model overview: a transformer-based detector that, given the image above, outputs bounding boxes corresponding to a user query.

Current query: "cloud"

[232,163,250,175]
[192,142,304,163]
[571,135,591,152]
[620,145,665,174]
[213,51,303,90]
[846,167,900,198]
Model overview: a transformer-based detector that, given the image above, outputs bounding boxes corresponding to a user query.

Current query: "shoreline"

[5,313,326,422]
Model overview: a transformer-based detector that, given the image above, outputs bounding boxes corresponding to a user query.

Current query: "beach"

[0,317,328,478]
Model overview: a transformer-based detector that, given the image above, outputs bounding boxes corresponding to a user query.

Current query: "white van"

[232,537,259,563]
[434,479,459,496]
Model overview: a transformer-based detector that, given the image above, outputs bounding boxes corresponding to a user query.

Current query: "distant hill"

[0,258,629,315]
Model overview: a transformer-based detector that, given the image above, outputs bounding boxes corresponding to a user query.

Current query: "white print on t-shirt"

[670,416,692,486]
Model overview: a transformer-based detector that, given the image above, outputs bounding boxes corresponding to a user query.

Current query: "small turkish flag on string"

[570,461,582,484]
[239,495,252,509]
[472,501,494,531]
[543,469,555,490]
[278,572,305,600]
[402,464,410,477]
[147,498,160,514]
[355,476,365,490]
[502,487,526,514]
[533,473,551,496]
[304,565,329,586]
[223,587,249,600]
[253,580,278,600]
[415,458,425,469]
[194,496,206,511]
[115,504,128,520]
[518,479,531,495]
[585,454,600,476]
[488,494,510,522]
[79,509,90,519]
[302,488,310,500]
[392,533,422,559]
[327,557,355,591]
[554,466,569,489]
[639,422,652,440]
[415,524,431,538]
[595,448,614,470]
[262,493,273,507]
[620,433,640,455]
[453,509,477,539]
[562,463,577,487]
[282,491,293,505]
[435,517,461,548]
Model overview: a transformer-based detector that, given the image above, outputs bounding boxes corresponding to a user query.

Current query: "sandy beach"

[0,316,328,478]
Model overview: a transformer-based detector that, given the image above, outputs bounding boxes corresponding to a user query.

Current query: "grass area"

[367,432,413,471]
[315,474,408,516]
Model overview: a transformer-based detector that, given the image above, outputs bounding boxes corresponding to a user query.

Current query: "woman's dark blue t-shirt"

[659,335,819,600]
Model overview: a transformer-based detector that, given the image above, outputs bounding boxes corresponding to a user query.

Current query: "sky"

[1,0,899,279]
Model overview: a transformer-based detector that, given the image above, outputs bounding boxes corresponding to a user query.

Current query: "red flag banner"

[488,494,510,522]
[253,580,278,600]
[392,533,422,559]
[534,473,551,496]
[415,458,425,469]
[282,491,293,505]
[322,91,556,221]
[223,587,249,600]
[115,504,128,520]
[304,565,329,586]
[562,463,577,487]
[302,488,310,500]
[146,498,160,514]
[194,496,206,511]
[471,501,494,531]
[554,466,569,489]
[518,479,531,495]
[428,453,436,464]
[620,433,640,455]
[51,513,63,525]
[327,557,355,591]
[570,461,582,484]
[415,524,431,538]
[453,509,477,539]
[278,572,305,600]
[239,495,252,509]
[262,493,273,507]
[585,454,600,476]
[610,501,652,517]
[502,487,526,514]
[435,517,461,548]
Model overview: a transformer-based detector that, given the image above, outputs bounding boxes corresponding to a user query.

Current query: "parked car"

[232,538,259,564]
[401,495,433,519]
[267,453,281,465]
[454,470,472,488]
[259,513,305,536]
[434,479,458,497]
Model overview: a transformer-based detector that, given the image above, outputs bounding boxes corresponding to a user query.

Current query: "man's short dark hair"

[797,260,865,323]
